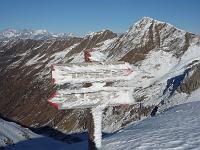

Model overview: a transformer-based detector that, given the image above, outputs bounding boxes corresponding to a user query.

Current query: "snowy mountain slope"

[102,44,200,131]
[0,29,75,41]
[0,118,37,147]
[0,118,87,149]
[103,99,200,150]
[2,94,200,149]
[0,17,200,139]
[101,17,200,131]
[0,89,199,150]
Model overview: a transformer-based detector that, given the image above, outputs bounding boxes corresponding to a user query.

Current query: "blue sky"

[0,0,200,36]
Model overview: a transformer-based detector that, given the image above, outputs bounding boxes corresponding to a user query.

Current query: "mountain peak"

[109,16,196,62]
[133,17,167,29]
[140,16,164,23]
[140,16,154,22]
[128,16,186,36]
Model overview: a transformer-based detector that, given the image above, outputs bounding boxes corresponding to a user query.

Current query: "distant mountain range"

[0,28,75,40]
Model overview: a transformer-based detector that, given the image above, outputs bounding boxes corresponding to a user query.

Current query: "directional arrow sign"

[48,87,133,109]
[51,61,134,85]
[48,60,136,150]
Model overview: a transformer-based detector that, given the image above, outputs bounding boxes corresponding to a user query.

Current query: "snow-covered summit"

[107,16,200,62]
[133,17,167,27]
[0,28,75,41]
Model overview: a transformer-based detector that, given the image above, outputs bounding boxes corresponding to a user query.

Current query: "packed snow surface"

[103,101,200,150]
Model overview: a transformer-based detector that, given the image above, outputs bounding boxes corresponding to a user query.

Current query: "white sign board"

[48,60,136,150]
[48,87,133,109]
[51,61,134,85]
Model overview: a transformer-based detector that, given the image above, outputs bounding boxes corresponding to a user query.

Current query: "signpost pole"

[49,49,135,149]
[87,109,96,150]
[84,49,98,150]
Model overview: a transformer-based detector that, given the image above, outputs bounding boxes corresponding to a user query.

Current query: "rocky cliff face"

[174,62,200,95]
[0,17,200,135]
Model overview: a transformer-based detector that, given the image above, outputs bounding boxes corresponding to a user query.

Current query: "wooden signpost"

[48,49,135,149]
